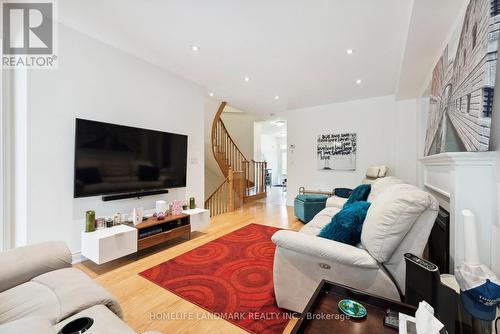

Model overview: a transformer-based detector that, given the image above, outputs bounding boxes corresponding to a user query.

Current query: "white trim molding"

[420,151,497,273]
[0,68,12,251]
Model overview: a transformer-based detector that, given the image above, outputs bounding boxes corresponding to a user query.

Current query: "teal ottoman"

[294,194,328,223]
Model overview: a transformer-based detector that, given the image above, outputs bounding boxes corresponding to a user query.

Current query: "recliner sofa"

[0,241,145,333]
[272,180,439,313]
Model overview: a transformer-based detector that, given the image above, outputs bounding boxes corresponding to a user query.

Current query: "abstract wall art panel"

[424,0,500,155]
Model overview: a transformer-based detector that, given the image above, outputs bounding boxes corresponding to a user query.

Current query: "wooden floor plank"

[76,192,303,333]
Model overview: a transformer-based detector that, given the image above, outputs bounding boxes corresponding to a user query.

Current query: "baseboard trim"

[72,251,86,265]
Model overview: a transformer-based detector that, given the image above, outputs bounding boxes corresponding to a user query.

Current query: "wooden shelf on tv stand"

[126,213,191,251]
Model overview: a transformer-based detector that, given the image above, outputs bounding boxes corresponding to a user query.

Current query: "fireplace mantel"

[419,152,496,273]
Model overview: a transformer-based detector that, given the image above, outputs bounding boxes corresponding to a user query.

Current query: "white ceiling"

[59,0,466,115]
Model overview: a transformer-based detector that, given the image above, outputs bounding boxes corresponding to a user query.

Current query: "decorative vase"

[85,210,96,232]
[189,197,196,209]
[113,212,122,225]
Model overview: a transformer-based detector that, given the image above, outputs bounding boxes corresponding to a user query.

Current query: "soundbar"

[102,189,169,201]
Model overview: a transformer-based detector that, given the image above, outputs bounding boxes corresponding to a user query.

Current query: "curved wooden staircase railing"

[204,167,245,217]
[205,102,267,217]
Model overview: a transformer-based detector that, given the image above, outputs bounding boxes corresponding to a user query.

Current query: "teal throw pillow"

[345,184,371,205]
[318,201,371,245]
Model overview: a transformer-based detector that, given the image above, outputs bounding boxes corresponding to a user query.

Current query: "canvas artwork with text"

[317,133,357,171]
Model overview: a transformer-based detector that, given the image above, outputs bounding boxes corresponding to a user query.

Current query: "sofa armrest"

[0,241,72,292]
[272,230,379,269]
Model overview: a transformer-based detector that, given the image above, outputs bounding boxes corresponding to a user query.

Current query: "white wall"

[286,95,418,205]
[16,24,205,254]
[220,111,257,161]
[260,134,280,185]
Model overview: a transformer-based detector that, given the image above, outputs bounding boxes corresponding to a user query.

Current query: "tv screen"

[74,118,188,198]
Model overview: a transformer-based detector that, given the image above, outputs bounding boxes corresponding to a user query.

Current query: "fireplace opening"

[427,207,450,274]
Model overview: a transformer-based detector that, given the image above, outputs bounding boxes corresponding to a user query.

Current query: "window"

[466,94,472,114]
[483,87,494,117]
[492,0,500,16]
[472,23,478,49]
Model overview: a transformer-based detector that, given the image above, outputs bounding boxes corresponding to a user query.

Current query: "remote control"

[384,309,399,329]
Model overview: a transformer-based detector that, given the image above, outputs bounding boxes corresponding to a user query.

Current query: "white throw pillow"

[365,166,380,178]
[378,166,388,177]
[361,184,438,263]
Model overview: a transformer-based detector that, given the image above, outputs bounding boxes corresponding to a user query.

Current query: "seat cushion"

[361,184,438,262]
[0,281,59,324]
[318,201,371,245]
[300,207,341,235]
[0,268,122,326]
[32,268,123,322]
[325,195,348,209]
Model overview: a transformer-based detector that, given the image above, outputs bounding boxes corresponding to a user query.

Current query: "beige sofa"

[0,242,145,334]
[272,180,439,313]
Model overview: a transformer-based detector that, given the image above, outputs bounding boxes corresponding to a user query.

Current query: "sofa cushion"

[345,184,371,205]
[361,184,438,263]
[0,281,59,325]
[300,207,341,235]
[325,195,348,209]
[367,176,404,202]
[0,268,123,326]
[32,268,123,322]
[318,201,371,245]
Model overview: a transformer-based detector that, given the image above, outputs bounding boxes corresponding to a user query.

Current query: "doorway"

[254,120,287,205]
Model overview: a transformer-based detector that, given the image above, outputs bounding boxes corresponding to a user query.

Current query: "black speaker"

[404,253,440,308]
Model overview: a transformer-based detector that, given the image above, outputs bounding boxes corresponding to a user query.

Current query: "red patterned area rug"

[140,223,292,334]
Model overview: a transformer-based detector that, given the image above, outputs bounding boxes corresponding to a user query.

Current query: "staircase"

[205,102,267,217]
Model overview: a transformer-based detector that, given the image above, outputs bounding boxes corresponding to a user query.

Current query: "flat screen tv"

[74,118,188,198]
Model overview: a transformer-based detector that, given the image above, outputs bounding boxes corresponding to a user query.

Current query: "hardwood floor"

[76,193,303,334]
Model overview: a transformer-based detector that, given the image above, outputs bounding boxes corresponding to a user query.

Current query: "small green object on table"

[338,299,367,318]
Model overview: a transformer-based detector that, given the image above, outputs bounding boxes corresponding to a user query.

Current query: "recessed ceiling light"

[346,49,353,55]
[244,76,250,82]
[191,45,200,52]
[209,92,214,97]
[274,95,280,100]
[356,79,362,84]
